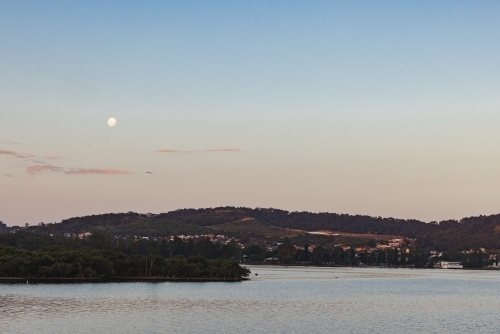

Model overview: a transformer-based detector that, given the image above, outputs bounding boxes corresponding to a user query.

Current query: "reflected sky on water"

[2,266,500,333]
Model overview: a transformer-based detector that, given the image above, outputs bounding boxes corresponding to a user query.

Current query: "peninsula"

[2,207,500,275]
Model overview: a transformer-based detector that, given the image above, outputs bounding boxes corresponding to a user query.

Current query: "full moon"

[108,118,117,127]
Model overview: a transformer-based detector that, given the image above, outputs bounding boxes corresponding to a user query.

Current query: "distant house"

[436,261,463,269]
[390,238,404,243]
[77,232,92,239]
[307,245,317,253]
[63,233,76,237]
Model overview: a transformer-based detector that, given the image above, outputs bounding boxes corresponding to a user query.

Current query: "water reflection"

[2,267,500,333]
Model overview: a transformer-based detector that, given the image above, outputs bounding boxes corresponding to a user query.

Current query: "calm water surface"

[2,266,500,333]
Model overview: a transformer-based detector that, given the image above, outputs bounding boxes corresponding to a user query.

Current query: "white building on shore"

[436,261,463,269]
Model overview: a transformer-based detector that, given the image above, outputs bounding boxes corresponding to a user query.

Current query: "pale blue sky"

[1,1,500,225]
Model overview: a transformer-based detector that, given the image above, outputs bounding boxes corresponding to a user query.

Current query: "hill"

[8,207,500,251]
[210,218,293,237]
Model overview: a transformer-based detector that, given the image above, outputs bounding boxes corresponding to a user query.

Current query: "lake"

[2,266,500,333]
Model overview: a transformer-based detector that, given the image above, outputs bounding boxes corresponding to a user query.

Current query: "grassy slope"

[210,218,295,237]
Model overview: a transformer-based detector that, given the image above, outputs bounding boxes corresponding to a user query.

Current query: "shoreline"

[0,277,249,284]
[244,263,500,270]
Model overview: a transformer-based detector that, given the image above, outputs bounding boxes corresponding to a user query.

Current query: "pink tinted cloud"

[0,150,33,159]
[156,148,240,154]
[27,165,131,177]
[156,149,197,154]
[205,148,240,152]
[27,165,62,177]
[45,156,60,160]
[2,173,13,178]
[64,168,132,175]
[0,139,19,145]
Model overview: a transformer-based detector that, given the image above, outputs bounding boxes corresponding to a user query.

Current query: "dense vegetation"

[271,240,490,268]
[0,232,250,279]
[0,231,242,258]
[14,207,500,251]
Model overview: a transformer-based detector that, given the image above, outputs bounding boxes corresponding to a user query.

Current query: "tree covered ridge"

[23,207,500,251]
[0,244,250,279]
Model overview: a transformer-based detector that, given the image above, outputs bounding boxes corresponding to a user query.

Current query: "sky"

[1,1,500,225]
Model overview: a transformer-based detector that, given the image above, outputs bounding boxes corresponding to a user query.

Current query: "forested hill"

[13,207,500,250]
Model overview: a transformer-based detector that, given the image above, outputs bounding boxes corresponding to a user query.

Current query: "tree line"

[245,241,491,268]
[0,232,250,279]
[0,244,249,279]
[19,207,500,251]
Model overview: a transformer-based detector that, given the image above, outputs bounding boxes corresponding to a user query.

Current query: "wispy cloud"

[156,148,240,154]
[2,173,13,178]
[27,159,47,164]
[0,150,19,157]
[27,165,132,177]
[0,150,33,159]
[64,168,131,175]
[156,149,197,154]
[0,139,19,145]
[27,165,62,177]
[205,148,240,152]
